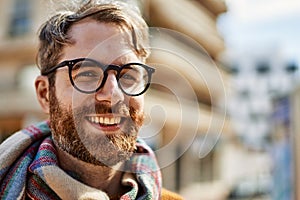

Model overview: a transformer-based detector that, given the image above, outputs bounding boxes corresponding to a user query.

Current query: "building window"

[8,0,32,37]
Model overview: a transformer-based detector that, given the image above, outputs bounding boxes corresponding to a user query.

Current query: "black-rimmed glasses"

[42,58,155,96]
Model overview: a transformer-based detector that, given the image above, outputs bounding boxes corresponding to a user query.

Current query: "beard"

[49,89,144,166]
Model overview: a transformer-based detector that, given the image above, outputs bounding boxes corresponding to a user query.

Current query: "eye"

[76,70,99,78]
[121,73,137,81]
[73,68,103,83]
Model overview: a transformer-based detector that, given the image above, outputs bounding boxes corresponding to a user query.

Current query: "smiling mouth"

[86,116,124,126]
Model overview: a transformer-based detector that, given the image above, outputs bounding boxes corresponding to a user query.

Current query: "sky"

[218,0,300,64]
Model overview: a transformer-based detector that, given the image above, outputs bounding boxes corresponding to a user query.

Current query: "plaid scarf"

[0,121,162,200]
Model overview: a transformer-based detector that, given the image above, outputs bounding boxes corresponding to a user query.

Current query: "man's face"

[49,19,145,166]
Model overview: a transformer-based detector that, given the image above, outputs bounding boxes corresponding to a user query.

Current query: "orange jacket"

[162,188,184,200]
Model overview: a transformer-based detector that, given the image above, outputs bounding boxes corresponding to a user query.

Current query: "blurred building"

[0,0,234,198]
[138,0,232,197]
[0,0,48,140]
[222,47,299,199]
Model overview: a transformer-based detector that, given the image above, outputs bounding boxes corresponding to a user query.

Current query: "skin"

[35,19,145,198]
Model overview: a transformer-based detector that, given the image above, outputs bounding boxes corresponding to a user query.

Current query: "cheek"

[54,76,86,109]
[129,96,144,112]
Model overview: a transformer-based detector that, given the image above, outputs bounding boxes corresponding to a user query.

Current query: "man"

[0,0,183,199]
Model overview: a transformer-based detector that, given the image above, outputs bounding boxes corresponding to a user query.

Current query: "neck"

[55,145,127,198]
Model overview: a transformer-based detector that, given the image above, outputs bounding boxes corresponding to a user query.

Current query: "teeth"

[88,116,121,125]
[104,117,110,124]
[110,118,114,124]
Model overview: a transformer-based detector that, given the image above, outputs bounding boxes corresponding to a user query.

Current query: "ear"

[35,75,50,114]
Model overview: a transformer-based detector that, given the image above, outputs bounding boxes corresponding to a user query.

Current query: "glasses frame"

[42,58,155,96]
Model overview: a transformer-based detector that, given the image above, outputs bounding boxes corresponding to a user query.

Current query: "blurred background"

[0,0,299,199]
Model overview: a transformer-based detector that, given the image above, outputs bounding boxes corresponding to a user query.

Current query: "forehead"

[62,19,138,63]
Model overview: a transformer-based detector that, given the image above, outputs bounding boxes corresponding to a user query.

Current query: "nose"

[95,71,124,105]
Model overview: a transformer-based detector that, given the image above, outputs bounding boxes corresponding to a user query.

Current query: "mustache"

[74,101,131,116]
